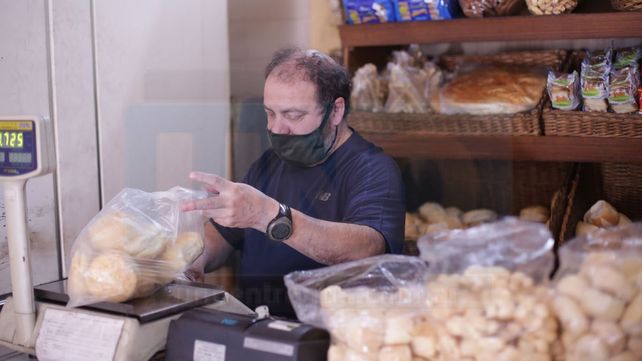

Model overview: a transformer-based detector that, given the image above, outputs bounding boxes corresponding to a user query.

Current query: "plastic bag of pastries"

[284,255,429,359]
[417,218,560,361]
[553,223,642,361]
[351,63,386,112]
[547,70,581,110]
[608,48,641,114]
[67,187,205,307]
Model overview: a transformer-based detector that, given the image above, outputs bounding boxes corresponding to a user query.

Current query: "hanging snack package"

[553,223,642,361]
[394,0,460,21]
[67,187,206,307]
[417,218,560,360]
[351,63,385,112]
[548,70,581,110]
[285,255,429,359]
[343,0,396,24]
[609,47,641,114]
[581,48,612,112]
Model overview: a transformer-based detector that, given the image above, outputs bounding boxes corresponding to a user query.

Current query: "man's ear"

[331,97,346,126]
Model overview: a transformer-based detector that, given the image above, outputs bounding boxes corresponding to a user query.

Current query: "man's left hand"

[181,171,279,231]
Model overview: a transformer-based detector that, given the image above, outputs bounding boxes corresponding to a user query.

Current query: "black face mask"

[268,103,338,167]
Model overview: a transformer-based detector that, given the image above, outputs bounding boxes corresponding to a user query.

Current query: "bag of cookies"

[553,223,642,361]
[67,187,206,307]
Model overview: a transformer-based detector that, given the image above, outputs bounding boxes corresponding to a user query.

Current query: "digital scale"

[0,116,255,360]
[0,115,329,361]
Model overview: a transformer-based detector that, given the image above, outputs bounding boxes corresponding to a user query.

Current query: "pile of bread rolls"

[322,266,559,361]
[554,253,642,361]
[68,211,204,304]
[575,200,632,237]
[406,202,550,240]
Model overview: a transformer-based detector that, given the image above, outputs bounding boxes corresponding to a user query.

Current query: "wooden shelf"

[358,132,642,163]
[340,12,642,47]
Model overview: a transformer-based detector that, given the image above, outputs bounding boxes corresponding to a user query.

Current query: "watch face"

[271,222,291,240]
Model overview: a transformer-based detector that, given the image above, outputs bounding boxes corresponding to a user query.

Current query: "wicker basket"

[559,163,642,244]
[611,0,642,11]
[402,159,573,243]
[542,51,642,138]
[350,49,567,136]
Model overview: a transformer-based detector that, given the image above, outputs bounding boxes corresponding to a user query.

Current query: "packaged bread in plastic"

[285,255,428,358]
[417,219,560,361]
[548,70,580,110]
[608,48,640,114]
[553,223,642,361]
[67,187,206,307]
[581,49,612,112]
[351,63,385,112]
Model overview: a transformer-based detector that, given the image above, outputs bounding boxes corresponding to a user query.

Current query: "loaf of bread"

[84,252,139,303]
[160,231,204,273]
[431,66,546,114]
[462,209,498,227]
[584,200,620,228]
[88,211,170,259]
[519,205,550,223]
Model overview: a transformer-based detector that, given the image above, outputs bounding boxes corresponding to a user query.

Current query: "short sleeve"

[342,154,405,254]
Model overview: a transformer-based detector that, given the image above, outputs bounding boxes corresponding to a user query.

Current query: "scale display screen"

[0,120,37,176]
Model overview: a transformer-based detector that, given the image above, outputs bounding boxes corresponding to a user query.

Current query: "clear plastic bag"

[384,49,438,113]
[553,223,642,361]
[285,255,428,356]
[581,48,612,112]
[416,219,559,360]
[351,63,385,112]
[67,187,206,307]
[548,70,580,110]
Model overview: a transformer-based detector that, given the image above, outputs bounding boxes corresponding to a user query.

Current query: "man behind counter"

[181,48,405,318]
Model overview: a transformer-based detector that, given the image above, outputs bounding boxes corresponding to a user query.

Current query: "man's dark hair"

[265,48,351,120]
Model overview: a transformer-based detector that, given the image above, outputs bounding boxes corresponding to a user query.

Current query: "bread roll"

[618,213,632,227]
[519,205,550,223]
[462,209,497,227]
[85,252,138,303]
[405,213,421,239]
[584,200,620,228]
[161,231,204,273]
[418,202,447,224]
[88,211,170,259]
[445,207,462,218]
[576,221,599,237]
[67,250,91,297]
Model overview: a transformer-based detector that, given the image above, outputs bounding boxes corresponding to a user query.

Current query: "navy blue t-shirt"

[214,130,405,318]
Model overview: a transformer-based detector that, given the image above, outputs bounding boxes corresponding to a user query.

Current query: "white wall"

[229,0,310,99]
[0,0,60,294]
[93,0,231,201]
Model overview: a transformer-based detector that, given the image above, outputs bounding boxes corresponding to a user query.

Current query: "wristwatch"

[266,203,293,241]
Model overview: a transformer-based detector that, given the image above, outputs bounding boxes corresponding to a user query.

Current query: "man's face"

[263,74,325,136]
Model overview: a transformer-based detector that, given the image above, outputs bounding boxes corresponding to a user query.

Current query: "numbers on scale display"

[0,131,24,148]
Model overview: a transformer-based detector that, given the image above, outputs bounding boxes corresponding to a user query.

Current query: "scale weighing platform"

[0,116,254,361]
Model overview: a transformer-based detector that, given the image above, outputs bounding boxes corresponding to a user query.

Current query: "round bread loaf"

[160,231,204,273]
[85,252,138,303]
[88,211,170,259]
[584,200,620,228]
